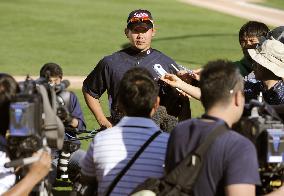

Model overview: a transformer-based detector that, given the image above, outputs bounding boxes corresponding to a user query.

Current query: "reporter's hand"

[176,69,200,83]
[176,70,193,84]
[192,68,202,81]
[161,73,183,88]
[28,151,51,181]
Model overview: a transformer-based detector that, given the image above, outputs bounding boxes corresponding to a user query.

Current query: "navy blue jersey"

[165,117,261,196]
[83,47,191,121]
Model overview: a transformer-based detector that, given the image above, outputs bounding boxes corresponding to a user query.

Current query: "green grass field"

[258,0,284,10]
[0,0,248,136]
[0,0,247,76]
[1,0,275,194]
[0,0,250,150]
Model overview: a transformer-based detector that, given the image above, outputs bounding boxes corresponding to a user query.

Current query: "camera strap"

[201,114,230,128]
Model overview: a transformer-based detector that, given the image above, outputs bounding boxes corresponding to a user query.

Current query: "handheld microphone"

[4,156,39,168]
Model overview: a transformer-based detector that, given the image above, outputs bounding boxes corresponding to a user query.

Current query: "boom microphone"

[54,80,70,93]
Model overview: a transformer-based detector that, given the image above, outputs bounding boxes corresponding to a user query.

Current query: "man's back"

[165,118,261,196]
[80,117,169,195]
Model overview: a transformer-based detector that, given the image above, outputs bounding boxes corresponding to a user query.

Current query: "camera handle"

[4,138,51,168]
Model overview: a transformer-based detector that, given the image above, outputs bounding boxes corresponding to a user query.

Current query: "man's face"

[240,36,259,59]
[125,27,156,52]
[48,76,61,86]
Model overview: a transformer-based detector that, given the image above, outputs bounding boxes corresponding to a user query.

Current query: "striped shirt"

[80,117,169,196]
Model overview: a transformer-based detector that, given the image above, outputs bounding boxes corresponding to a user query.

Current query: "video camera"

[6,76,65,166]
[235,99,284,194]
[36,76,82,181]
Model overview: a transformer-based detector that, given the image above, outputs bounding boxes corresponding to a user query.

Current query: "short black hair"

[200,60,243,111]
[239,21,269,44]
[117,67,158,117]
[0,73,19,135]
[40,62,63,79]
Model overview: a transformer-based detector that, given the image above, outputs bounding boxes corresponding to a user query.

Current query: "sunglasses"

[128,17,153,24]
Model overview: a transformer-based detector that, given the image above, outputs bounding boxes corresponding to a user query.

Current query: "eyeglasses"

[128,17,153,24]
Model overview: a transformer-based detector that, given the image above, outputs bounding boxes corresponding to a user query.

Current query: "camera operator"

[39,62,86,183]
[164,60,284,196]
[0,73,51,195]
[39,62,86,131]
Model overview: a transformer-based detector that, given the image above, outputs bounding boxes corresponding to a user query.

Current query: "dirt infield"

[181,0,284,27]
[13,75,84,89]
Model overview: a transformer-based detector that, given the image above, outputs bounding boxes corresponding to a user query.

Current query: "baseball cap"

[127,9,154,31]
[248,26,284,77]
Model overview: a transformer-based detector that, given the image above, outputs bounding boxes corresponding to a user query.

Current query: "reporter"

[235,21,269,77]
[0,73,18,194]
[165,60,284,196]
[3,151,51,196]
[0,73,51,195]
[165,60,260,196]
[162,26,284,106]
[245,26,284,105]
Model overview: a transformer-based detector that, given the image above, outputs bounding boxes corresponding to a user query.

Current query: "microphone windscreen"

[61,80,70,88]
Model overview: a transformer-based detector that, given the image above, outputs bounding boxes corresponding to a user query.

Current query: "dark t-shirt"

[83,47,190,121]
[234,57,253,77]
[165,118,261,196]
[244,80,284,105]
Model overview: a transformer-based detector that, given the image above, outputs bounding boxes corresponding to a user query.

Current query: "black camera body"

[7,76,65,163]
[250,117,284,194]
[254,120,284,165]
[8,79,44,161]
[236,100,284,194]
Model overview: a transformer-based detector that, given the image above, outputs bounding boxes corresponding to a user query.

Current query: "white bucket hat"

[248,26,284,77]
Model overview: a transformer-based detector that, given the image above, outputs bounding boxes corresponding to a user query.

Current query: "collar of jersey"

[126,47,153,58]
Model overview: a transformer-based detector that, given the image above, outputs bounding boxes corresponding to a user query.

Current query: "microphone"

[4,156,40,168]
[54,80,70,93]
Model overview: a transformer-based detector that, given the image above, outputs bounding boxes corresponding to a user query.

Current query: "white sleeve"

[0,151,16,194]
